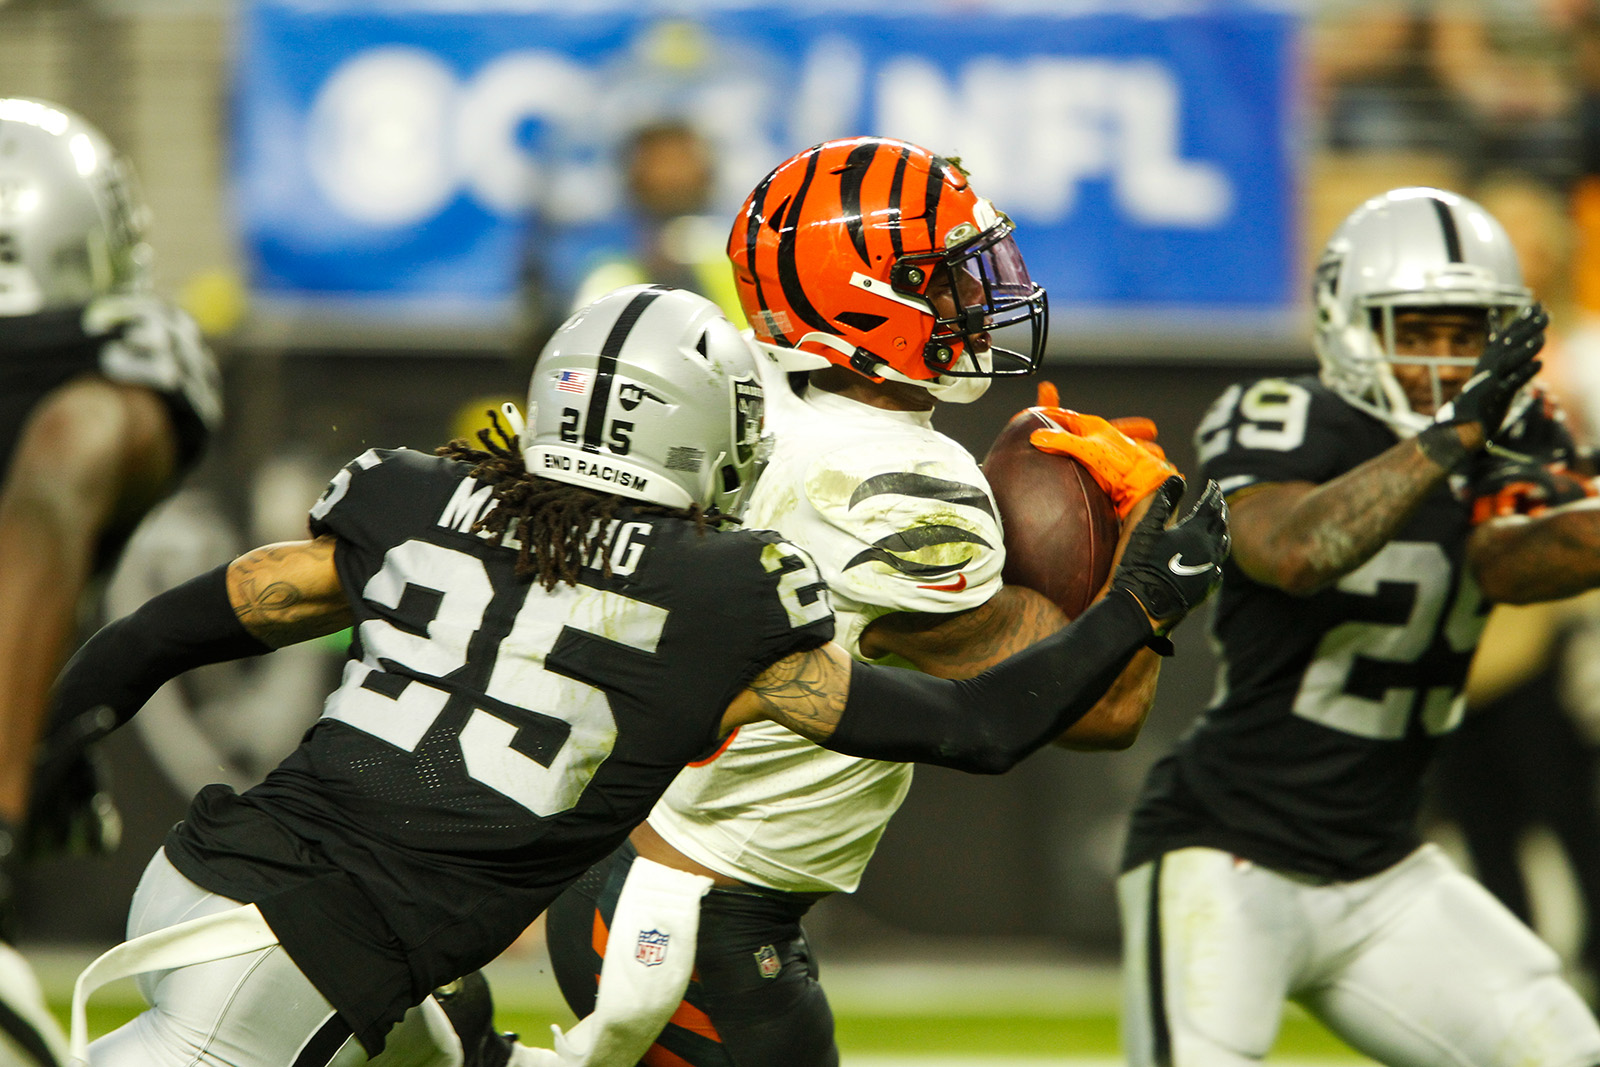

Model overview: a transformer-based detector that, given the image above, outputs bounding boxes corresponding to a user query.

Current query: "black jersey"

[0,301,219,567]
[0,300,218,474]
[163,448,834,1053]
[1123,374,1495,881]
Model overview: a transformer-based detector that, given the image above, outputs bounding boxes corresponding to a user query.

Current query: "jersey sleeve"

[724,529,838,665]
[1194,377,1358,495]
[308,448,443,547]
[798,433,1005,622]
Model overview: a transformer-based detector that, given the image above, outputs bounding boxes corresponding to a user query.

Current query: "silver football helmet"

[0,97,151,316]
[523,285,767,517]
[1312,187,1532,435]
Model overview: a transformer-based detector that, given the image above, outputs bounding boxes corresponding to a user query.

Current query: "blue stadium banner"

[236,1,1298,327]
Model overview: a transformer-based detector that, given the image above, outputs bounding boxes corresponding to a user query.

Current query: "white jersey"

[648,365,1005,893]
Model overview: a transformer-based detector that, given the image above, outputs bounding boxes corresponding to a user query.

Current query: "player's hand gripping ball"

[984,400,1122,619]
[1026,382,1179,519]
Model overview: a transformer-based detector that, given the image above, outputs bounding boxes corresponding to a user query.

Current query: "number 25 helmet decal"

[1313,187,1531,434]
[524,285,768,518]
[728,137,1048,404]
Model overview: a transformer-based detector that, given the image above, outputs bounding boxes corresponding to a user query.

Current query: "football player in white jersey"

[49,284,1226,1067]
[544,137,1189,1067]
[0,97,220,1067]
[1119,187,1600,1067]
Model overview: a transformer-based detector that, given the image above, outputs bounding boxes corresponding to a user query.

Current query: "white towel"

[514,857,712,1067]
[68,903,278,1064]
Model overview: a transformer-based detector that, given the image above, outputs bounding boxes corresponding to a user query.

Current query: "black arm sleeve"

[824,588,1150,774]
[49,563,273,736]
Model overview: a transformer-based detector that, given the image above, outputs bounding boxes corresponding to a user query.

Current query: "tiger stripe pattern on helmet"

[727,136,1046,389]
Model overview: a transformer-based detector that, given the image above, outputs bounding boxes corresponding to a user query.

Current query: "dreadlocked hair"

[436,407,734,589]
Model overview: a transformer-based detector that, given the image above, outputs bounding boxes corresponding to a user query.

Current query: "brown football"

[982,409,1121,619]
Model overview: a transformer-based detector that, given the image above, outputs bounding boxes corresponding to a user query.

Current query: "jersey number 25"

[323,538,663,817]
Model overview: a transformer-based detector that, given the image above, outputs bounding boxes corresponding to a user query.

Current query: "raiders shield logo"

[636,929,670,967]
[618,382,666,412]
[753,943,780,979]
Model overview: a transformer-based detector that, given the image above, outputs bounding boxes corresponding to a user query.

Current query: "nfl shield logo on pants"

[635,929,670,967]
[754,944,780,979]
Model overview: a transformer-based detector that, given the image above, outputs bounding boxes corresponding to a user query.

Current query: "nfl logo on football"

[753,944,780,979]
[635,929,670,967]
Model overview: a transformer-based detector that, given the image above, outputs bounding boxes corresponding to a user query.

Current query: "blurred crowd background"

[9,0,1600,1001]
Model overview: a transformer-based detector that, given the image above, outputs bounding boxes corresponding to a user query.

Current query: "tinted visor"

[923,223,1048,377]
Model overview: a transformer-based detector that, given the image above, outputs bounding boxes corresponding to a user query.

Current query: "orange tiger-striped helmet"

[727,137,1047,400]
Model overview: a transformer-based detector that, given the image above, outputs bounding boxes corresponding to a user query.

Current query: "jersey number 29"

[1292,541,1484,739]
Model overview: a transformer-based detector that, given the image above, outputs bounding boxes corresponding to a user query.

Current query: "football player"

[0,98,220,1067]
[544,137,1186,1067]
[51,285,1226,1067]
[1118,187,1600,1067]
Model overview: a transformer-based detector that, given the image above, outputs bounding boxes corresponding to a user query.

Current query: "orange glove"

[1024,382,1178,517]
[1469,464,1596,524]
[1029,381,1169,462]
[1030,415,1180,518]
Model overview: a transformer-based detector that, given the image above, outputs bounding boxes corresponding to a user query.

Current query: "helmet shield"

[905,219,1047,378]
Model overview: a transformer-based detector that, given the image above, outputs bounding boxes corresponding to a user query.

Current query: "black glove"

[1433,303,1548,435]
[1110,476,1230,632]
[21,704,122,860]
[1468,456,1594,523]
[1483,384,1580,468]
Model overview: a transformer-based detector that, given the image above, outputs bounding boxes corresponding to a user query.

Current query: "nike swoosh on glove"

[1110,476,1230,633]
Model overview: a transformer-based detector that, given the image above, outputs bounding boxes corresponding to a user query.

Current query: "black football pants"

[546,842,838,1067]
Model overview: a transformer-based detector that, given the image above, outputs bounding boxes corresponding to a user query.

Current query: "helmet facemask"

[890,213,1049,381]
[1369,302,1512,431]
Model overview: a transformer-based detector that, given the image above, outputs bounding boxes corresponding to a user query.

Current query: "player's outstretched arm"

[226,536,353,646]
[1231,306,1546,596]
[856,574,1157,750]
[723,589,1150,775]
[726,478,1228,774]
[44,537,349,738]
[1469,498,1600,603]
[1225,456,1447,596]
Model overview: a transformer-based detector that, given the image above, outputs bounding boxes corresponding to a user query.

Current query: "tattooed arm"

[1469,497,1600,603]
[1228,434,1462,597]
[721,585,1154,772]
[721,643,855,741]
[46,538,348,738]
[226,536,351,646]
[856,501,1162,750]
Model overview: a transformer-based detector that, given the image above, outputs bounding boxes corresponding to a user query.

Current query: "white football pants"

[0,940,71,1067]
[83,850,462,1067]
[81,849,710,1067]
[1120,844,1600,1067]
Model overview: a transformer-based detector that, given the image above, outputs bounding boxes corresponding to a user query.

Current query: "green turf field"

[60,984,1373,1062]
